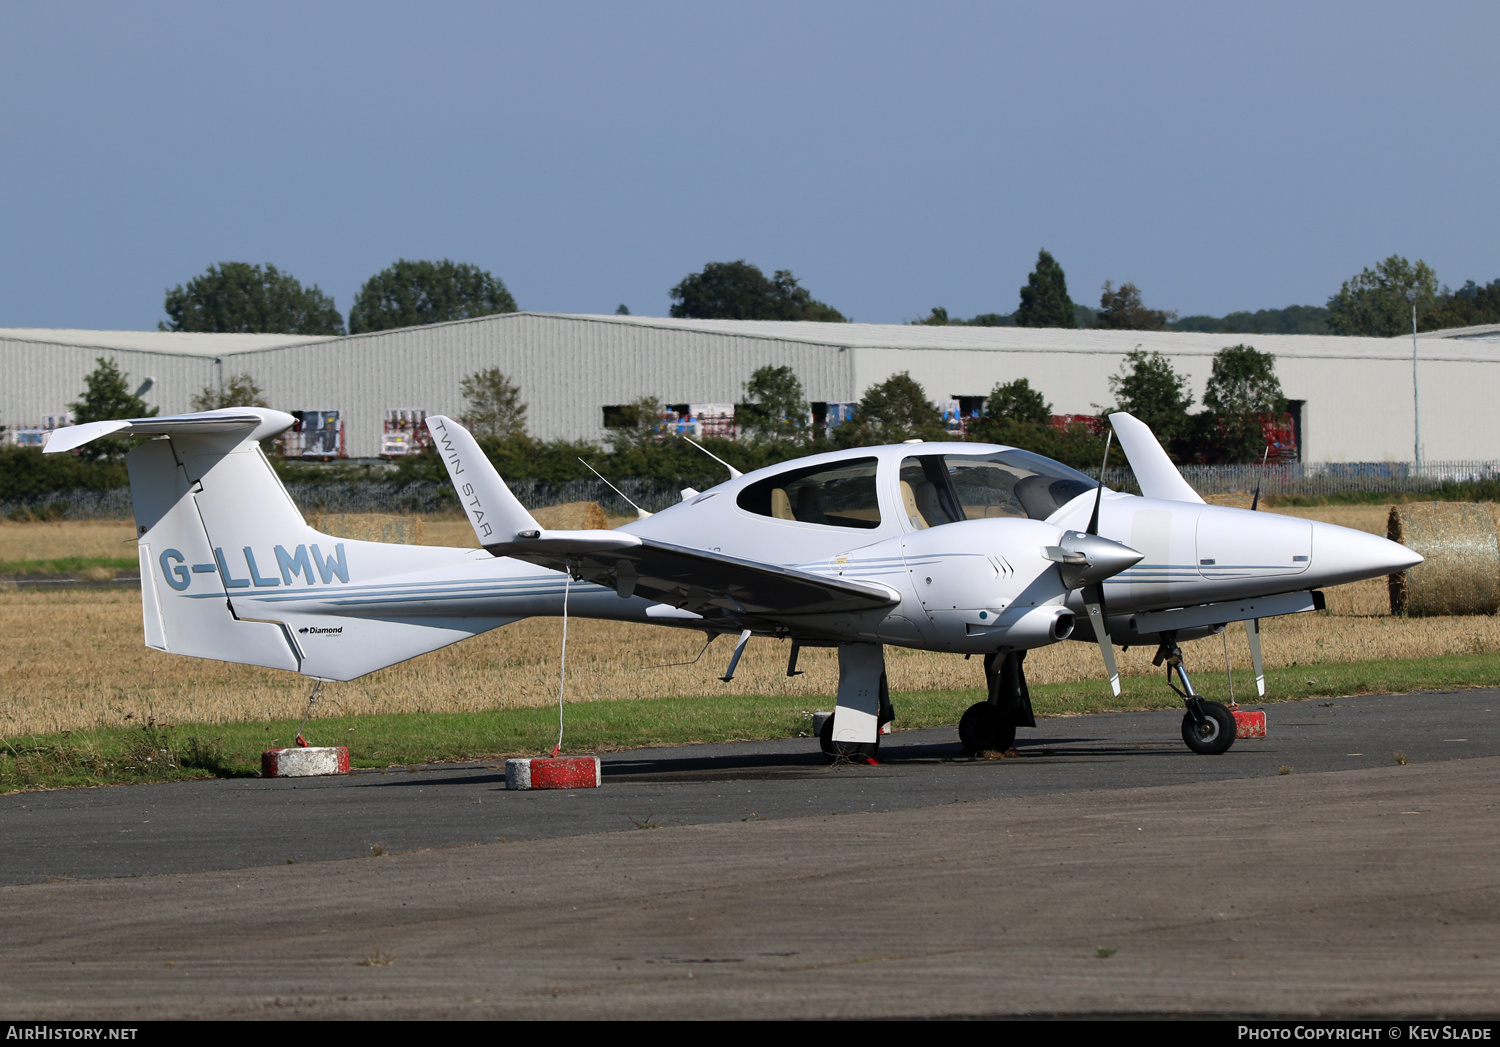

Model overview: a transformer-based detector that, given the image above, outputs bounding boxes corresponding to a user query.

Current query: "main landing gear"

[1155,632,1236,755]
[959,650,1037,755]
[819,643,894,762]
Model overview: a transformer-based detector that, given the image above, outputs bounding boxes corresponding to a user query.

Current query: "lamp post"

[1408,289,1420,472]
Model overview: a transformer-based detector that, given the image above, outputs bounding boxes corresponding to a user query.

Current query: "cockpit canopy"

[898,449,1097,529]
[735,448,1098,530]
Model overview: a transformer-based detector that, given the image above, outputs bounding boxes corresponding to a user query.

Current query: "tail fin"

[51,409,513,681]
[1107,412,1205,504]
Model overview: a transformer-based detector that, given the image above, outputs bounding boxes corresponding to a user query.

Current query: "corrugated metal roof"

[553,314,1500,364]
[10,314,1497,363]
[0,329,325,357]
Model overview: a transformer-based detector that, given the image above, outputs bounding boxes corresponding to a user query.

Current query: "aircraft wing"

[424,414,897,622]
[497,535,899,619]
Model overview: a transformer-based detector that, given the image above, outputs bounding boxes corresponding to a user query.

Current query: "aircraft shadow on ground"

[348,735,1190,790]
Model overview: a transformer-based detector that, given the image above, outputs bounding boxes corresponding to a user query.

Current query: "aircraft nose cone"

[1309,521,1424,588]
[1060,531,1146,586]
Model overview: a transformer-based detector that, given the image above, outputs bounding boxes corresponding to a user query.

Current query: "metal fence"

[8,462,1500,520]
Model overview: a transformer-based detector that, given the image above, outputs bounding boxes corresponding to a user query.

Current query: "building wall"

[4,316,1496,465]
[850,345,1494,463]
[0,337,215,430]
[231,313,858,456]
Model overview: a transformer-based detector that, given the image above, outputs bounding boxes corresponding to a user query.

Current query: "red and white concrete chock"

[506,756,602,790]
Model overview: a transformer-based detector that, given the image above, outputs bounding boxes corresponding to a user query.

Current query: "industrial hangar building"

[4,313,1500,463]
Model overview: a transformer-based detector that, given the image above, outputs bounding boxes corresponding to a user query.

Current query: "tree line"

[157,249,1495,340]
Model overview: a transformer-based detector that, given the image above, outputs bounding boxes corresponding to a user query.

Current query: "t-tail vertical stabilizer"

[48,409,513,681]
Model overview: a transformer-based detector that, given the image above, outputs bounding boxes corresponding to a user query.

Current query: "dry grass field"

[0,519,139,564]
[0,507,1490,738]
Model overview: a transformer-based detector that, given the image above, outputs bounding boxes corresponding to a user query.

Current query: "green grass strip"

[0,556,137,576]
[4,651,1500,793]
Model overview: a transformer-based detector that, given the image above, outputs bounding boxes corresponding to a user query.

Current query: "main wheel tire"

[820,712,880,762]
[958,702,1017,756]
[1181,701,1236,755]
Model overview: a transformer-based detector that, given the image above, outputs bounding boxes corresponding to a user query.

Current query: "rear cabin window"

[899,450,1097,528]
[736,458,881,529]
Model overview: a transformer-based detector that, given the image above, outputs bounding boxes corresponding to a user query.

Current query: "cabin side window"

[899,451,1098,527]
[736,458,881,529]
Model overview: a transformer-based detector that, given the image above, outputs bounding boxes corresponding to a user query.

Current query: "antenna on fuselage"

[578,458,652,519]
[1087,430,1114,536]
[1250,446,1270,512]
[679,435,742,480]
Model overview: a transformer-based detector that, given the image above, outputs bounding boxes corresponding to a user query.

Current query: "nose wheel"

[1181,701,1235,754]
[1156,634,1236,755]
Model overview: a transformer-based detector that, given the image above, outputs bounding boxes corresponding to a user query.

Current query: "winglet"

[1107,412,1205,504]
[427,415,542,546]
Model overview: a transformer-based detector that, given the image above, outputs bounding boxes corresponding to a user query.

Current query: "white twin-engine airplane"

[45,407,1419,760]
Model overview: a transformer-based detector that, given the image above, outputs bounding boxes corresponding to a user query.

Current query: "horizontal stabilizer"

[1108,412,1205,504]
[45,409,297,454]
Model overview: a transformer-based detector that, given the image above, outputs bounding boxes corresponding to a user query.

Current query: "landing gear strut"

[959,650,1036,755]
[820,644,893,762]
[1155,633,1235,755]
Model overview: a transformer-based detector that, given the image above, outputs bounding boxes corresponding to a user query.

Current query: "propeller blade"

[1082,583,1120,696]
[1244,618,1265,697]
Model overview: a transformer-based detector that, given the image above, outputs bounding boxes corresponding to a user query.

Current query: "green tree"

[982,378,1051,425]
[160,262,344,335]
[191,373,270,412]
[1198,344,1286,463]
[1015,249,1078,328]
[460,368,528,442]
[68,357,158,460]
[349,259,518,334]
[1425,279,1500,331]
[669,261,846,322]
[1096,281,1176,331]
[835,372,948,446]
[1172,304,1330,335]
[1108,349,1193,449]
[1326,255,1438,337]
[737,365,807,442]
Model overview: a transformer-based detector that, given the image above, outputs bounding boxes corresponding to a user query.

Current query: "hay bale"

[1387,503,1500,616]
[530,501,609,530]
[312,513,425,545]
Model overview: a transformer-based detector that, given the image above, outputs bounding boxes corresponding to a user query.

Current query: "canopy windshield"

[899,450,1098,528]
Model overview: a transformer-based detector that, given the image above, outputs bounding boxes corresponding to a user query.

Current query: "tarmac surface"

[3,690,1499,1019]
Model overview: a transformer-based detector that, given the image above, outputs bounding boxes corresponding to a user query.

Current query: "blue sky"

[1,1,1494,329]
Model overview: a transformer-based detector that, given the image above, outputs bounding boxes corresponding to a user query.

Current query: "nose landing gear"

[1155,633,1236,755]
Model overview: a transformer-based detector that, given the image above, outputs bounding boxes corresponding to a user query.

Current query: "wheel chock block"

[1232,710,1267,739]
[506,756,601,790]
[262,746,350,778]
